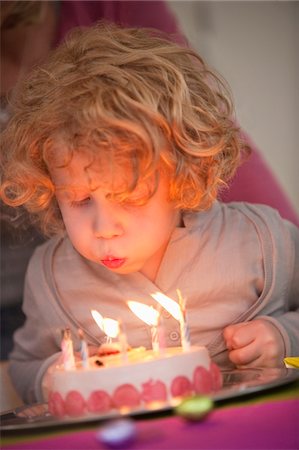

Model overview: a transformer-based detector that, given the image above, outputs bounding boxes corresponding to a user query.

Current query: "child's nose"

[93,208,124,239]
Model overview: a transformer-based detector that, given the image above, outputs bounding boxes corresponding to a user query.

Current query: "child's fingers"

[223,322,254,350]
[228,343,261,367]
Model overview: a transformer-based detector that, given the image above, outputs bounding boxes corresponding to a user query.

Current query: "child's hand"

[223,319,285,368]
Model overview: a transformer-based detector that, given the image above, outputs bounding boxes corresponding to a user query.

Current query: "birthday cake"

[48,346,222,418]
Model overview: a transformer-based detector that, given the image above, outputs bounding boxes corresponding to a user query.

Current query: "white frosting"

[50,346,210,401]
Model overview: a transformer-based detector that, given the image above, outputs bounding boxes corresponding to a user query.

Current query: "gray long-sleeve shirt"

[9,201,299,403]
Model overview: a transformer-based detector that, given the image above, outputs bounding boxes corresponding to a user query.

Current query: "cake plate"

[1,367,298,431]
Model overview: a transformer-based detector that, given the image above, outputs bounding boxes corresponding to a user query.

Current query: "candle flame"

[128,301,159,326]
[151,292,181,321]
[91,309,104,328]
[91,309,119,338]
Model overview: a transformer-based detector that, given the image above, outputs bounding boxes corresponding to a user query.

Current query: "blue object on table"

[96,418,137,448]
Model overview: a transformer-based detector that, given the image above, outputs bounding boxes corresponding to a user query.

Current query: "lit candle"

[151,292,181,320]
[151,290,191,351]
[156,310,166,355]
[102,318,119,343]
[78,328,89,368]
[91,309,105,332]
[118,319,128,363]
[91,309,129,361]
[127,301,165,353]
[61,328,75,370]
[91,309,119,343]
[151,321,159,353]
[176,289,191,352]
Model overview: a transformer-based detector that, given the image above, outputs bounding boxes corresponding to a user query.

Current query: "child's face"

[50,152,181,281]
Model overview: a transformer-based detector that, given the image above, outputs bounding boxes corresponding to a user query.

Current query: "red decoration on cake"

[64,390,86,417]
[87,390,112,413]
[98,342,121,356]
[112,384,141,409]
[48,391,66,418]
[170,376,193,397]
[210,362,223,391]
[141,379,167,403]
[193,366,213,394]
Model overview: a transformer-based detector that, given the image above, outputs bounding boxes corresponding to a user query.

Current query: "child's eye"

[71,197,91,207]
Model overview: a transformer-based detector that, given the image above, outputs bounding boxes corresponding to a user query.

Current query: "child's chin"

[108,262,141,275]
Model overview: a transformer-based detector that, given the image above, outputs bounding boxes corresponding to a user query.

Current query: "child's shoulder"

[220,201,297,248]
[187,200,296,244]
[27,233,73,271]
[225,201,283,225]
[187,200,286,229]
[224,200,297,231]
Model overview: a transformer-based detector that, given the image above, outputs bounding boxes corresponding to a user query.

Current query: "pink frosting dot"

[87,390,112,413]
[170,376,193,398]
[112,384,141,409]
[193,366,213,394]
[210,362,223,391]
[48,391,66,418]
[141,379,167,403]
[64,390,86,417]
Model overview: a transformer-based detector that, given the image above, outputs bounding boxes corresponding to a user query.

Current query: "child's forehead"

[48,147,155,195]
[50,152,128,187]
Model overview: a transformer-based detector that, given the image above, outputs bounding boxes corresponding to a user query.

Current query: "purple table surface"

[2,398,299,450]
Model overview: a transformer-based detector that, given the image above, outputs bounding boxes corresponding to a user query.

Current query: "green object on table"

[175,395,214,421]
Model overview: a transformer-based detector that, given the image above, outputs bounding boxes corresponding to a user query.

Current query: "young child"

[1,22,298,404]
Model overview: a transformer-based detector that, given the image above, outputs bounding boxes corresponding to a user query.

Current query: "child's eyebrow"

[54,184,86,191]
[54,185,91,197]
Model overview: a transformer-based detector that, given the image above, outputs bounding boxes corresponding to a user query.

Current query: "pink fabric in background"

[3,399,298,450]
[221,132,299,226]
[55,1,184,45]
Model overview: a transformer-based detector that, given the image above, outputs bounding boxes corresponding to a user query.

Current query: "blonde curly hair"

[1,22,246,236]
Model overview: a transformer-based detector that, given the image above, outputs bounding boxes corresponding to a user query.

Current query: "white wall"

[168,1,299,214]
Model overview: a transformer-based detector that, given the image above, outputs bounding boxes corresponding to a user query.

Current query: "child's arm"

[224,220,299,368]
[8,242,70,404]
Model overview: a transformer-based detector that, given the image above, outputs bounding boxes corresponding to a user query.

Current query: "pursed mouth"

[100,257,126,269]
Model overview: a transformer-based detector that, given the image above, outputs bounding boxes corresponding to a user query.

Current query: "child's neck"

[140,211,183,282]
